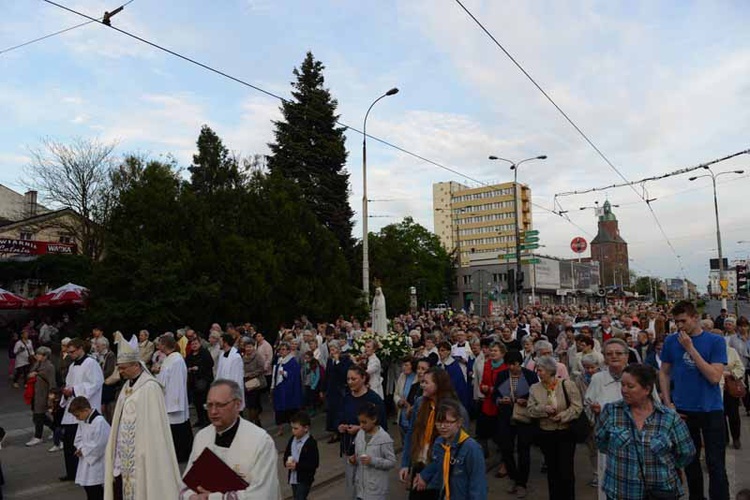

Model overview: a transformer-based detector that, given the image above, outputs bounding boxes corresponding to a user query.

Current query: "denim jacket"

[419,432,488,500]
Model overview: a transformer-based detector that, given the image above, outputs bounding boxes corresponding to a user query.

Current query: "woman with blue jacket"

[413,399,487,500]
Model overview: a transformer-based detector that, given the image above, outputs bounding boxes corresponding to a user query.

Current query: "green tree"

[267,52,354,260]
[365,217,453,314]
[188,125,243,195]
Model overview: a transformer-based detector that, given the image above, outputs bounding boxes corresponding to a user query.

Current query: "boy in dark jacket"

[283,412,319,500]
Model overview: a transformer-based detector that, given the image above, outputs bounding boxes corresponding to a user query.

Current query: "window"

[19,231,32,240]
[59,235,72,244]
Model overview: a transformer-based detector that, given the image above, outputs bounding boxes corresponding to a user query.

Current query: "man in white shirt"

[180,380,280,499]
[60,338,104,482]
[216,334,245,410]
[157,335,193,463]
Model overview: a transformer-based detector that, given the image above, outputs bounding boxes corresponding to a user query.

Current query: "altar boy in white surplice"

[104,340,182,500]
[180,379,280,500]
[70,396,110,500]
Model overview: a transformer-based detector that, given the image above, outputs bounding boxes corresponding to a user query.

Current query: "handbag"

[245,375,266,391]
[630,420,679,500]
[561,380,589,444]
[725,374,747,399]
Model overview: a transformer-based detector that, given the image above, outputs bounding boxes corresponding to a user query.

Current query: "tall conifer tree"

[268,52,354,260]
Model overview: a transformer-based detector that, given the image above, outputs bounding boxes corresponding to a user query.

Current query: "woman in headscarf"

[322,340,351,443]
[271,342,302,437]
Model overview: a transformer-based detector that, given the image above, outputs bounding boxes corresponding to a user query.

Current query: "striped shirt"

[595,400,695,500]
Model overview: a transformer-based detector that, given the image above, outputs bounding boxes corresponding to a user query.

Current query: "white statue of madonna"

[371,286,388,336]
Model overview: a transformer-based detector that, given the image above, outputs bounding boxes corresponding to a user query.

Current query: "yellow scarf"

[440,429,470,500]
[422,402,436,450]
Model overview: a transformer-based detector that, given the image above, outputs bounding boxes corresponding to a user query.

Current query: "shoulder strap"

[628,414,648,488]
[561,379,570,408]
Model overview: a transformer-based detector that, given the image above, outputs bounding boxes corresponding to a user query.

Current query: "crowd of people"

[4,300,750,500]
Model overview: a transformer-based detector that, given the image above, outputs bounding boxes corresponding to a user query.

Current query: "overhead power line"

[553,149,750,199]
[0,0,134,56]
[39,0,597,240]
[452,0,691,278]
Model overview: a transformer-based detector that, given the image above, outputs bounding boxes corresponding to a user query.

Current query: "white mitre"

[116,336,140,364]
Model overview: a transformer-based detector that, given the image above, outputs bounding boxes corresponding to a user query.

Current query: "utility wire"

[1,0,134,56]
[452,0,644,202]
[452,0,691,277]
[39,0,599,240]
[41,0,486,186]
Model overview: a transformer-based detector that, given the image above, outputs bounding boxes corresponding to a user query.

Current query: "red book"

[183,447,249,493]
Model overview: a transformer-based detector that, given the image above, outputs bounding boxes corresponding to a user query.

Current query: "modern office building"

[432,180,532,267]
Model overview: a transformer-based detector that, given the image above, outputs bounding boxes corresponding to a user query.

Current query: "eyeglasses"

[436,419,459,427]
[203,399,237,411]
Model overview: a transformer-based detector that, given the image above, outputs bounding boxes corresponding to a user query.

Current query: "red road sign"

[570,236,587,253]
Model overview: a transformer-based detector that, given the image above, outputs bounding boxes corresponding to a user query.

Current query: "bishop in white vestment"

[104,341,182,500]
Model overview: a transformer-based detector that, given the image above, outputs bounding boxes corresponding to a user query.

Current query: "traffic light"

[507,269,515,293]
[517,271,525,289]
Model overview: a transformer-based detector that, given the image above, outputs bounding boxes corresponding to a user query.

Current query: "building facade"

[590,201,629,288]
[433,180,532,267]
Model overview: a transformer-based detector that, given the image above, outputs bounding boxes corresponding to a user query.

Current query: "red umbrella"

[0,288,32,309]
[35,283,89,308]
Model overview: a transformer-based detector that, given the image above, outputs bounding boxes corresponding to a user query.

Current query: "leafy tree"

[267,52,354,260]
[364,217,453,314]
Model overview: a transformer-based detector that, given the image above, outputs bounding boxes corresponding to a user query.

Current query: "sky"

[2,0,750,291]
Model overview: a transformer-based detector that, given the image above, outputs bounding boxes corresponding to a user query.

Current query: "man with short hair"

[216,334,245,410]
[254,332,274,390]
[660,301,729,500]
[104,340,182,499]
[594,315,622,344]
[715,308,728,332]
[60,338,104,482]
[180,380,280,499]
[157,335,193,463]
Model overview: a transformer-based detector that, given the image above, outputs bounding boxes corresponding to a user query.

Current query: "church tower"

[590,201,629,288]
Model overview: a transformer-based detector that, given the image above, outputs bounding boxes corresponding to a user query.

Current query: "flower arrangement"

[351,331,412,365]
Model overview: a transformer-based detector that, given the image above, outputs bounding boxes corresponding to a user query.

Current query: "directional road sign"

[500,253,516,259]
[520,244,539,250]
[524,230,539,236]
[522,236,540,243]
[521,258,541,264]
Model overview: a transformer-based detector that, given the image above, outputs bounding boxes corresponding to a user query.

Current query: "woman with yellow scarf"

[412,399,488,500]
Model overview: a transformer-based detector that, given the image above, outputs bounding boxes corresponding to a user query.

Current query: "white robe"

[75,412,110,486]
[366,354,384,399]
[104,370,182,500]
[181,418,280,500]
[372,287,388,336]
[216,348,245,410]
[157,352,190,424]
[61,356,104,426]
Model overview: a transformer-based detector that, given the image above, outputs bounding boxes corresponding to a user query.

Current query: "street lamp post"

[362,87,399,307]
[489,154,547,313]
[689,168,744,310]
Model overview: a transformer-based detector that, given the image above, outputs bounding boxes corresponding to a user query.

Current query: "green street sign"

[521,258,541,264]
[500,253,516,259]
[522,236,540,243]
[524,230,539,236]
[520,243,539,250]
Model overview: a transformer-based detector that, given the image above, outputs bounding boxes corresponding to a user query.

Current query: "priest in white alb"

[104,340,182,500]
[156,335,194,463]
[215,333,245,410]
[180,379,280,500]
[60,338,104,482]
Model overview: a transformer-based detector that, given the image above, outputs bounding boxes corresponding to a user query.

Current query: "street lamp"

[488,154,547,313]
[689,168,744,309]
[362,87,399,307]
